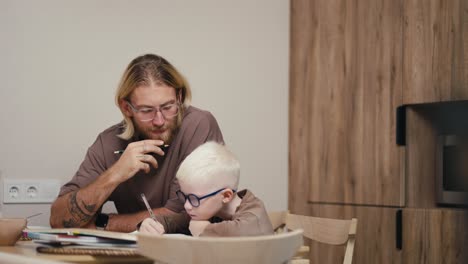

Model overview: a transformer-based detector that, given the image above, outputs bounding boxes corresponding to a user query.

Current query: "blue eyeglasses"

[176,188,236,207]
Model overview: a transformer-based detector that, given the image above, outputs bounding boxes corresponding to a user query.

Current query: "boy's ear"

[221,189,235,203]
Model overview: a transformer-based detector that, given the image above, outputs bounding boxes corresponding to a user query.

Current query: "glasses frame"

[176,188,237,208]
[126,100,180,122]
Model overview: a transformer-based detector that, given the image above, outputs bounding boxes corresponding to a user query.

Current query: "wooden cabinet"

[405,107,438,208]
[305,204,401,264]
[290,0,468,263]
[402,208,468,264]
[298,206,468,264]
[403,0,468,104]
[290,0,405,207]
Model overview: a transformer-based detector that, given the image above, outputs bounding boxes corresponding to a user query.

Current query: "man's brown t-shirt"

[58,106,224,214]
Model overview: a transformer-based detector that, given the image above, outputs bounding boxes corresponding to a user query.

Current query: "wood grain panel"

[289,0,315,215]
[461,1,468,98]
[403,208,468,264]
[289,0,404,206]
[402,209,427,262]
[403,0,468,104]
[405,108,438,208]
[303,204,401,264]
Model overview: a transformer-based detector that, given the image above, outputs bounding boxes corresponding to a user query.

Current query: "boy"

[139,141,274,236]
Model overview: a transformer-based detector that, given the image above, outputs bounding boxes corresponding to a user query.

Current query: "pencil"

[26,213,43,219]
[140,193,157,220]
[114,145,170,154]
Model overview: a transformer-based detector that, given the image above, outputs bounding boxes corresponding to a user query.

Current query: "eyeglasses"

[176,188,236,207]
[126,101,179,121]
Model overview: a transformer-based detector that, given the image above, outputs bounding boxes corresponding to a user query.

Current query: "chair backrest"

[137,229,304,264]
[268,211,358,264]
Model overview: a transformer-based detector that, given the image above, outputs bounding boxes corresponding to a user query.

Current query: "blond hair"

[115,54,192,140]
[176,142,240,190]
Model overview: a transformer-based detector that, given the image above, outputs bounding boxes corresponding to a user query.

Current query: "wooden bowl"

[0,218,27,246]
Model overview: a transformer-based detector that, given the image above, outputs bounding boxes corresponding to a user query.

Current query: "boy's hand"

[189,220,210,237]
[139,218,165,235]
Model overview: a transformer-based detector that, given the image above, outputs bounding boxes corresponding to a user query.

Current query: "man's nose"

[152,111,165,126]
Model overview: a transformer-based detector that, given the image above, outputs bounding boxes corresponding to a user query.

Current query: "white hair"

[176,142,240,190]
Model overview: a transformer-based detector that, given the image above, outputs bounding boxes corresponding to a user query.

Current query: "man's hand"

[111,139,167,183]
[139,218,166,235]
[189,220,210,237]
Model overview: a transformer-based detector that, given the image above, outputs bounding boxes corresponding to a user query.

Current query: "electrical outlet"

[8,185,20,199]
[3,178,61,204]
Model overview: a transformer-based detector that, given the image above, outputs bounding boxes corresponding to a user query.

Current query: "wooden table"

[0,241,153,264]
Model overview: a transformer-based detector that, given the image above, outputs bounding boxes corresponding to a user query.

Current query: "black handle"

[396,209,402,250]
[396,106,406,146]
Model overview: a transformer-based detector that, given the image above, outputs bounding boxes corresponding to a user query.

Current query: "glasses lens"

[129,102,179,121]
[161,104,179,118]
[139,108,156,121]
[188,194,200,207]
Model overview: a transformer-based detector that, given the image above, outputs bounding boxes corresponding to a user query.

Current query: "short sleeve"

[178,109,224,161]
[58,135,107,196]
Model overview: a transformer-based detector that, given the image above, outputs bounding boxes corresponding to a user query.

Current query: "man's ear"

[176,90,183,104]
[221,189,235,203]
[119,99,132,117]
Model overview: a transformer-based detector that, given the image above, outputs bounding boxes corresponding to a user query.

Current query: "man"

[50,54,224,232]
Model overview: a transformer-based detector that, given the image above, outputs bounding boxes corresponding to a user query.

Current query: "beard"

[133,115,181,144]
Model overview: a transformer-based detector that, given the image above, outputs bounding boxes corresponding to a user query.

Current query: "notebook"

[23,228,137,247]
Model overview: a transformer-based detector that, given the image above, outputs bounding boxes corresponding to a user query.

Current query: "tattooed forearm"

[82,201,97,213]
[62,191,97,227]
[63,218,78,228]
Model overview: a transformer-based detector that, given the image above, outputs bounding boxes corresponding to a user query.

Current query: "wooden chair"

[137,229,304,264]
[268,211,358,264]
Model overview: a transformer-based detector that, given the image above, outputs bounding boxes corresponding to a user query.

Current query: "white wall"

[0,0,289,226]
